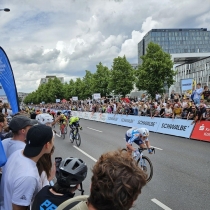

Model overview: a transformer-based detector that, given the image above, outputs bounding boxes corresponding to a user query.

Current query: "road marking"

[87,127,102,132]
[150,146,163,151]
[151,198,172,210]
[73,146,97,162]
[123,138,163,150]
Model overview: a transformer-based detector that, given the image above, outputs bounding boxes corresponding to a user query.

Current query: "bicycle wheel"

[64,126,67,134]
[137,156,153,182]
[75,132,81,147]
[69,131,74,143]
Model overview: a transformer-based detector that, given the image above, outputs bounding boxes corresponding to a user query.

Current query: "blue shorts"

[125,134,144,145]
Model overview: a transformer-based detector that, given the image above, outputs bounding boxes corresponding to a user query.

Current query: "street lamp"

[0,8,10,12]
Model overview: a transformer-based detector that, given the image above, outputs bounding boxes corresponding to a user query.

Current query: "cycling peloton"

[125,127,153,159]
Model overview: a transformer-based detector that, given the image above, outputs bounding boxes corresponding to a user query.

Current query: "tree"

[92,62,110,97]
[109,56,135,97]
[136,42,176,99]
[82,70,94,99]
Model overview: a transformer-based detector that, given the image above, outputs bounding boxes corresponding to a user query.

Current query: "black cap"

[23,124,53,157]
[9,115,34,132]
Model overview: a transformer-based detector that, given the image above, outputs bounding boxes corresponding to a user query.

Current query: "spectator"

[2,115,34,158]
[0,124,54,210]
[205,106,210,120]
[170,90,175,102]
[32,157,87,210]
[0,113,8,140]
[191,103,206,124]
[163,103,173,118]
[187,105,197,120]
[58,149,147,210]
[172,104,182,119]
[181,103,192,119]
[192,83,203,105]
[203,86,210,101]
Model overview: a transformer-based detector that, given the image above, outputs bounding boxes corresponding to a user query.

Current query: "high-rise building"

[138,28,210,65]
[39,76,64,86]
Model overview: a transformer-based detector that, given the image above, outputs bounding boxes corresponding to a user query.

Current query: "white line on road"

[151,198,172,210]
[87,127,103,132]
[123,138,163,150]
[73,146,97,162]
[150,146,163,151]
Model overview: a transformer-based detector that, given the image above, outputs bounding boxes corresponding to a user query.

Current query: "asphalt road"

[53,119,210,210]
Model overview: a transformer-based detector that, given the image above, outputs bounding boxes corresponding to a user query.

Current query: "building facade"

[173,56,210,93]
[138,28,210,65]
[40,76,64,86]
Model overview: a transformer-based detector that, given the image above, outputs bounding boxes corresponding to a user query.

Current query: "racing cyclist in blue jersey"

[125,127,153,159]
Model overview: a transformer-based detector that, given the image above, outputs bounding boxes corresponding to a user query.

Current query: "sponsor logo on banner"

[108,116,118,121]
[160,123,187,131]
[191,121,210,142]
[137,120,157,127]
[157,118,194,138]
[121,118,134,123]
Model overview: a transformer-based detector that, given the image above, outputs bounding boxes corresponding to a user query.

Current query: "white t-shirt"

[165,107,172,115]
[40,171,50,188]
[2,138,25,158]
[0,150,41,210]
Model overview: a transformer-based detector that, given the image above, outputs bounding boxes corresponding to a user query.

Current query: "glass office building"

[138,28,210,65]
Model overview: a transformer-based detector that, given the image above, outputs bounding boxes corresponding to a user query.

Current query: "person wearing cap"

[1,115,35,159]
[0,124,54,210]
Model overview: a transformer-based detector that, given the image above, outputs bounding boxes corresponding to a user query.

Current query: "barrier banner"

[157,118,194,138]
[71,111,78,117]
[77,111,84,119]
[89,112,98,121]
[106,114,121,125]
[190,121,210,142]
[83,112,90,120]
[97,113,107,122]
[106,114,139,127]
[136,116,161,132]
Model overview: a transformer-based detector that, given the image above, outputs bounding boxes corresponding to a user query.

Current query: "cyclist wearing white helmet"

[36,113,61,127]
[125,127,153,156]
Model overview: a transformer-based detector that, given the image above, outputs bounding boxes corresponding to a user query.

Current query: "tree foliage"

[136,42,176,99]
[109,56,135,97]
[92,62,110,97]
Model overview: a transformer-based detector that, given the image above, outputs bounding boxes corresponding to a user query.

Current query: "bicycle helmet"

[137,128,149,137]
[57,157,87,187]
[36,113,54,125]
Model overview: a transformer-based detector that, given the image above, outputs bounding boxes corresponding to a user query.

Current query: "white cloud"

[0,0,210,92]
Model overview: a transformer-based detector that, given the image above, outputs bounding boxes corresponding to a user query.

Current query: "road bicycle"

[122,147,155,182]
[69,125,81,147]
[60,124,67,139]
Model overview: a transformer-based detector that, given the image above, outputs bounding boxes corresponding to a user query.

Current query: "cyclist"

[69,116,82,129]
[69,116,82,139]
[59,114,67,134]
[36,113,61,127]
[125,127,153,159]
[32,157,88,210]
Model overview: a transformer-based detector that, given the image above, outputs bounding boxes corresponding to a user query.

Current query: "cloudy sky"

[0,0,210,93]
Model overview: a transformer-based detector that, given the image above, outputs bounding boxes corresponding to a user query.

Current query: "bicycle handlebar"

[138,147,155,154]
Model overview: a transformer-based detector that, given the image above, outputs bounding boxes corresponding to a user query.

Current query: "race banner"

[0,47,19,113]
